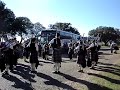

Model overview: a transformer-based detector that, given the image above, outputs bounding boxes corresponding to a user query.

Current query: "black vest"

[30,43,36,52]
[52,38,61,49]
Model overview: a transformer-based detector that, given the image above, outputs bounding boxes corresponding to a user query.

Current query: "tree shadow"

[98,51,103,55]
[99,62,120,68]
[2,75,33,90]
[24,60,29,63]
[39,60,54,64]
[12,63,36,82]
[100,48,111,51]
[37,72,77,90]
[93,66,120,77]
[100,52,112,55]
[88,73,120,84]
[58,72,112,90]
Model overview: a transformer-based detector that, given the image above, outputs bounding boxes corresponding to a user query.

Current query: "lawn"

[88,63,120,90]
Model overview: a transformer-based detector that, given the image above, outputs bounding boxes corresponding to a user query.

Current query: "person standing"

[68,42,74,60]
[87,40,98,68]
[75,41,86,72]
[23,40,30,62]
[50,33,62,74]
[86,40,92,67]
[43,43,49,60]
[38,43,42,57]
[2,39,14,75]
[110,41,118,54]
[29,38,39,73]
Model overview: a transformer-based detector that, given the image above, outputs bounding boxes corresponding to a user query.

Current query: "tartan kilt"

[91,52,98,62]
[77,55,86,68]
[52,48,62,63]
[30,51,38,63]
[3,48,14,65]
[114,46,119,50]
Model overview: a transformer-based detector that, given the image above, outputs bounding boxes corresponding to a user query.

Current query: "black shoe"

[52,71,57,74]
[95,64,97,66]
[90,67,95,69]
[57,71,61,74]
[2,71,9,76]
[78,70,84,73]
[31,71,36,73]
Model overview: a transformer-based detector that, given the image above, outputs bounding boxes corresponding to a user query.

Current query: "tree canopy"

[0,1,15,34]
[49,22,80,35]
[11,17,33,34]
[30,22,45,37]
[88,26,120,45]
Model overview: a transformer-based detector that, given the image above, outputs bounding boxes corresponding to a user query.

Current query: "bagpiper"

[75,41,86,72]
[68,40,74,60]
[87,40,98,69]
[50,33,62,74]
[28,38,39,73]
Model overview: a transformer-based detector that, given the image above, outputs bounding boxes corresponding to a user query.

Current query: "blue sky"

[2,0,120,36]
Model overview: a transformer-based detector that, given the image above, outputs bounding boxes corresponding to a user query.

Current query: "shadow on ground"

[92,62,120,81]
[58,72,112,90]
[88,73,120,84]
[93,65,120,76]
[98,51,112,55]
[37,72,77,90]
[100,48,111,51]
[2,63,36,90]
[37,72,112,90]
[39,60,54,64]
[3,75,33,90]
[11,63,36,82]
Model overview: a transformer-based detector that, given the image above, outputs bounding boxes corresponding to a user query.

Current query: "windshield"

[40,30,56,44]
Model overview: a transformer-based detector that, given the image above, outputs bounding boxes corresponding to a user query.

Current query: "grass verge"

[89,63,120,90]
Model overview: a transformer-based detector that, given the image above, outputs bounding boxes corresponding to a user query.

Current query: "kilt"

[97,45,101,51]
[23,47,30,59]
[114,46,119,50]
[91,52,98,62]
[0,54,5,72]
[77,55,86,68]
[3,48,14,65]
[30,51,38,63]
[52,48,62,63]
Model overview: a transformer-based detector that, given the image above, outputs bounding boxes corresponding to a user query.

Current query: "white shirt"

[110,42,116,48]
[49,38,55,45]
[88,43,97,49]
[74,44,84,53]
[35,43,39,52]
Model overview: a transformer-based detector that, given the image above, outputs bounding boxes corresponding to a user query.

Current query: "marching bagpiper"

[68,40,74,60]
[2,39,16,75]
[75,41,86,72]
[43,43,49,60]
[50,33,62,74]
[87,40,98,69]
[110,41,119,54]
[28,38,39,73]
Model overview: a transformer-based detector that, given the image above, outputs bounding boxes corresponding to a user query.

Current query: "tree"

[11,17,33,43]
[0,1,15,41]
[30,22,45,38]
[49,22,80,35]
[88,26,120,45]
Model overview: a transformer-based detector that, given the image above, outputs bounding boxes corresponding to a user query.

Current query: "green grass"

[89,64,120,90]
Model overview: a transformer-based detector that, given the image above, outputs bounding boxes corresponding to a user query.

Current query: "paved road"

[0,47,120,90]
